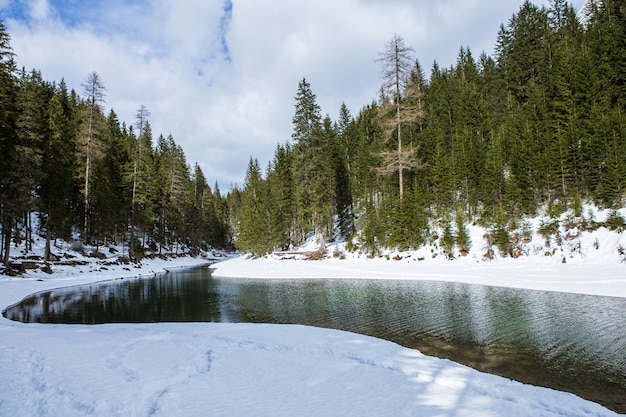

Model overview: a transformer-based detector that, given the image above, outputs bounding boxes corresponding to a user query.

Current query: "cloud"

[1,0,587,190]
[27,0,49,20]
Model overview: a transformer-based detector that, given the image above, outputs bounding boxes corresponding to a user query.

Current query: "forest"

[0,23,230,264]
[1,0,625,264]
[230,0,626,256]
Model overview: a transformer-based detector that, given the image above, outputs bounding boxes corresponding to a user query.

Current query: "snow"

[211,249,626,298]
[1,216,625,416]
[213,210,626,298]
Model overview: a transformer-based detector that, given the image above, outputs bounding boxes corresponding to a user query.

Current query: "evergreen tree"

[153,134,190,254]
[496,2,551,103]
[334,104,355,240]
[586,0,626,108]
[236,157,267,255]
[266,143,294,249]
[40,82,79,259]
[291,78,332,242]
[12,69,48,251]
[79,71,106,243]
[127,105,153,255]
[0,20,18,264]
[90,110,130,246]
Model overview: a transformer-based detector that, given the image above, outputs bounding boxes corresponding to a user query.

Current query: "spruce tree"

[40,84,79,258]
[0,21,18,263]
[335,103,356,239]
[291,78,333,243]
[237,157,267,255]
[90,110,130,246]
[12,69,48,251]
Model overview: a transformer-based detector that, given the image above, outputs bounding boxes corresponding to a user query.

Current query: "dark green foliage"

[6,0,626,262]
[40,82,80,245]
[455,216,471,254]
[0,19,231,265]
[225,0,625,255]
[491,222,512,257]
[604,211,626,232]
[236,158,268,256]
[440,222,455,256]
[538,219,561,247]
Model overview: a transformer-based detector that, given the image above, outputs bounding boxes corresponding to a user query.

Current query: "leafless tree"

[376,34,422,200]
[80,71,106,242]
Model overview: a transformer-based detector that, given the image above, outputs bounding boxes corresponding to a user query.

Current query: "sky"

[0,0,586,192]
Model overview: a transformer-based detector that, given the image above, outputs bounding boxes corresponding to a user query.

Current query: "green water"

[4,267,626,412]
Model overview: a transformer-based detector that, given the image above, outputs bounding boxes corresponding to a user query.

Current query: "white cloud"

[2,0,587,190]
[27,0,50,20]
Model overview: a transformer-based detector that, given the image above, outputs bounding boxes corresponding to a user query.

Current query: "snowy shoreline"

[1,252,624,416]
[211,248,626,299]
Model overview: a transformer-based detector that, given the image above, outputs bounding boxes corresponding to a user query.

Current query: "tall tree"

[90,110,130,246]
[236,157,267,255]
[80,71,106,243]
[334,103,356,239]
[0,20,18,264]
[129,104,151,253]
[376,34,421,200]
[13,69,48,252]
[291,78,328,242]
[40,81,78,259]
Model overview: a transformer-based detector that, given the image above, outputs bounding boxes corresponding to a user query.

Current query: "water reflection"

[3,268,626,412]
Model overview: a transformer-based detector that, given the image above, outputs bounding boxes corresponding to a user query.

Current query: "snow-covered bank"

[1,321,620,417]
[1,246,624,415]
[211,253,626,298]
[213,209,626,298]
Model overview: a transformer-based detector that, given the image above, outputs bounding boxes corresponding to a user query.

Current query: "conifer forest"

[1,0,625,261]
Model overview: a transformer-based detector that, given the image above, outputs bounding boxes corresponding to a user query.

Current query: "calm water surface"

[4,267,626,412]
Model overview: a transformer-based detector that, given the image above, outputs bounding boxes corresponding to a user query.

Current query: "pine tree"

[90,110,130,246]
[291,78,329,243]
[153,134,189,255]
[127,105,152,255]
[424,63,454,212]
[497,1,553,105]
[266,143,294,249]
[586,0,626,108]
[40,82,79,259]
[12,69,48,251]
[0,20,18,264]
[236,157,267,255]
[79,71,106,243]
[334,104,355,240]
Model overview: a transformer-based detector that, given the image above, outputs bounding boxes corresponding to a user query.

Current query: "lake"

[4,266,625,412]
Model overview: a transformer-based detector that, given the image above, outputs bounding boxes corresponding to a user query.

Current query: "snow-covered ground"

[1,212,625,416]
[213,208,626,298]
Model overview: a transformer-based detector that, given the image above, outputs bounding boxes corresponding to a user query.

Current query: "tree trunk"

[44,229,52,262]
[2,216,12,265]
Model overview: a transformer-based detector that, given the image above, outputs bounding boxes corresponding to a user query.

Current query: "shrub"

[490,223,511,257]
[604,211,626,232]
[455,216,471,254]
[440,222,455,255]
[538,219,560,247]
